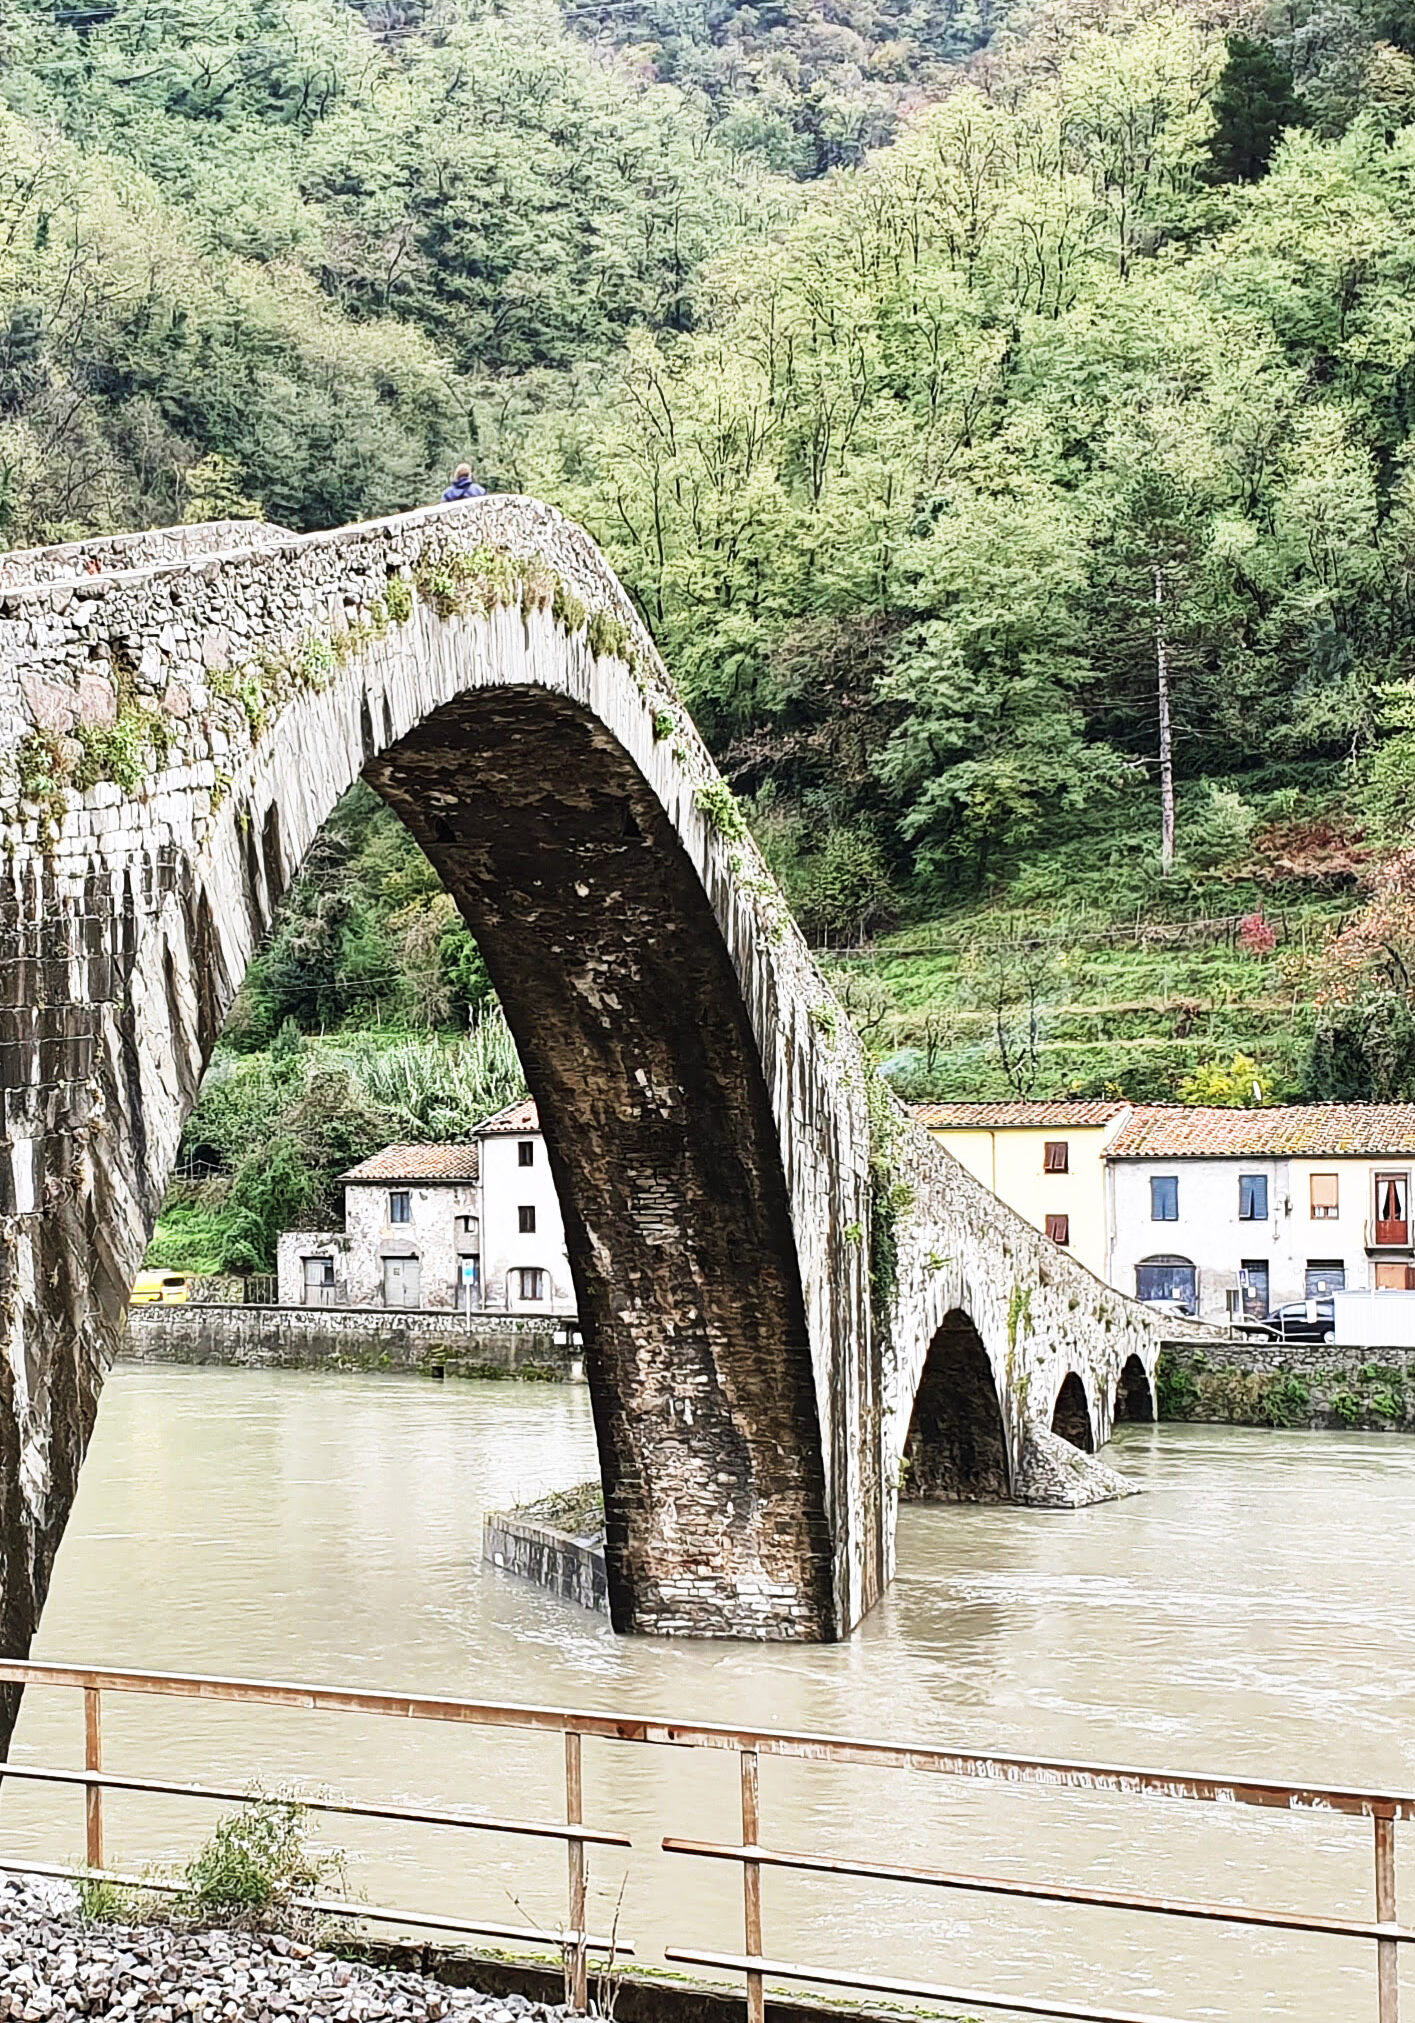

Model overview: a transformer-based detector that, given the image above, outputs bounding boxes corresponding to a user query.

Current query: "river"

[1,1366,1410,2021]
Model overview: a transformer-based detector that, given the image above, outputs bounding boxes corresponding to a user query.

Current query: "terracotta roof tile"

[477,1098,540,1136]
[912,1100,1131,1129]
[341,1143,480,1184]
[1107,1104,1415,1159]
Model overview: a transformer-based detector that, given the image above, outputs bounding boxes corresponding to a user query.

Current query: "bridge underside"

[371,688,835,1638]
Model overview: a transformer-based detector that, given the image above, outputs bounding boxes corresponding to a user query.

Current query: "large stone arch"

[367,684,834,1635]
[0,497,1174,1743]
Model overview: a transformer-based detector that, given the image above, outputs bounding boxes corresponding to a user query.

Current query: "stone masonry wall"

[482,1513,609,1614]
[1158,1337,1415,1433]
[123,1303,573,1377]
[0,494,1173,1728]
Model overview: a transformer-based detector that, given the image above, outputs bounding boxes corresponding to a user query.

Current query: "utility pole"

[1155,563,1175,875]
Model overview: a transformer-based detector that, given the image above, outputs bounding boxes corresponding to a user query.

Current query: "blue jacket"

[442,474,486,502]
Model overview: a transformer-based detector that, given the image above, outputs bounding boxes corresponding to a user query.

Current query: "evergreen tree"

[1204,35,1307,184]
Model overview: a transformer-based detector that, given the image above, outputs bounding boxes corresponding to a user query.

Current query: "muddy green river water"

[2,1366,1412,2021]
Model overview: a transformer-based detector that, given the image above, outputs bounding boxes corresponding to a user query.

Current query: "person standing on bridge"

[442,464,486,503]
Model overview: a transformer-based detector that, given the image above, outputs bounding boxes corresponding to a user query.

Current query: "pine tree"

[1205,35,1307,184]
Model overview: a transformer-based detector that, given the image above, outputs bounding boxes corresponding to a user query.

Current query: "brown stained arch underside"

[1052,1372,1096,1453]
[900,1310,1010,1502]
[368,686,836,1640]
[1114,1352,1155,1424]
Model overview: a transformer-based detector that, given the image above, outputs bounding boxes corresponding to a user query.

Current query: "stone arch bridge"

[0,498,1166,1727]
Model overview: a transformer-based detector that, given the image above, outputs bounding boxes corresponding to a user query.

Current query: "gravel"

[0,1877,575,2023]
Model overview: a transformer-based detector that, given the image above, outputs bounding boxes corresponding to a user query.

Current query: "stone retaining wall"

[482,1512,608,1614]
[1158,1337,1415,1432]
[123,1304,577,1379]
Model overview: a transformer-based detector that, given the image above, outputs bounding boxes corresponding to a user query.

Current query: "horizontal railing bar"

[0,1860,634,1955]
[0,1760,630,1847]
[665,1947,1202,2023]
[2,1660,1410,1822]
[662,1836,1415,1944]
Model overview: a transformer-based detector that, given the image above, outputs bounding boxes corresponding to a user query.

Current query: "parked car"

[130,1271,191,1306]
[1244,1300,1335,1344]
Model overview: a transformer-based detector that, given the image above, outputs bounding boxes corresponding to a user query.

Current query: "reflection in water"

[3,1368,1412,2021]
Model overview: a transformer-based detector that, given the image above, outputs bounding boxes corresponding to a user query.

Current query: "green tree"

[1205,36,1308,184]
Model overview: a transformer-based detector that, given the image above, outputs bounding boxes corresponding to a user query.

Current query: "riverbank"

[123,1305,579,1380]
[1158,1338,1415,1432]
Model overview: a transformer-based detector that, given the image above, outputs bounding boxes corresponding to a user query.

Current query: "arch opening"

[367,684,836,1640]
[901,1310,1010,1502]
[1051,1372,1095,1453]
[1114,1352,1155,1423]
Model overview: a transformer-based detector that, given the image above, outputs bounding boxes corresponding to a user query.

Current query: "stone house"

[276,1102,576,1315]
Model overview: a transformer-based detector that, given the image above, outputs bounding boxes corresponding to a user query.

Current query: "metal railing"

[0,1659,1408,2023]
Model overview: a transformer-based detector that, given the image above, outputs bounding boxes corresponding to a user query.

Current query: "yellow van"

[130,1271,192,1306]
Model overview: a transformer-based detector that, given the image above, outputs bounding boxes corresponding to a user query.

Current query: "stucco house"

[1105,1103,1415,1323]
[276,1100,576,1316]
[915,1096,1415,1324]
[912,1099,1129,1279]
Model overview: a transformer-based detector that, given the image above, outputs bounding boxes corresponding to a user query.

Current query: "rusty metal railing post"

[83,1686,103,1871]
[1377,1810,1399,2023]
[740,1747,764,2023]
[565,1728,588,2013]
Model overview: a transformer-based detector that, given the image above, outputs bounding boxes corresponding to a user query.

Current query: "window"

[304,1256,334,1286]
[1150,1175,1179,1221]
[1045,1213,1070,1245]
[1375,1172,1410,1246]
[1136,1257,1196,1310]
[1376,1261,1415,1290]
[456,1215,479,1238]
[517,1267,546,1301]
[518,1140,535,1167]
[1306,1260,1345,1297]
[1311,1173,1339,1220]
[518,1204,536,1234]
[389,1191,411,1224]
[1043,1140,1069,1174]
[1238,1173,1268,1220]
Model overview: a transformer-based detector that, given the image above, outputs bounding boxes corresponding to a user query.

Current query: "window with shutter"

[1045,1213,1070,1245]
[1310,1173,1339,1219]
[1043,1140,1069,1173]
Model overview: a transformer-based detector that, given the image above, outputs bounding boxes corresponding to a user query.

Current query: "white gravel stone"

[0,1879,574,2023]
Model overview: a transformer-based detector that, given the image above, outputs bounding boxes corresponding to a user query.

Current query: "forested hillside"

[8,0,1415,1264]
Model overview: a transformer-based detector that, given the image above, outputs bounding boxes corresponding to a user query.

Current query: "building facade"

[913,1100,1128,1279]
[1105,1104,1415,1323]
[276,1101,576,1316]
[915,1098,1415,1324]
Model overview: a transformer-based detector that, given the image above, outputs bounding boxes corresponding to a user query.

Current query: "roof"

[1107,1104,1415,1160]
[476,1098,540,1136]
[341,1143,480,1185]
[912,1100,1131,1130]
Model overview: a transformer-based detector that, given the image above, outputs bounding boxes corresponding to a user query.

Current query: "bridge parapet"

[0,497,1168,1712]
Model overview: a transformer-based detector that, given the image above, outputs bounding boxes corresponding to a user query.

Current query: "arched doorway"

[1114,1352,1155,1423]
[1051,1372,1095,1453]
[901,1311,1010,1501]
[1135,1255,1197,1315]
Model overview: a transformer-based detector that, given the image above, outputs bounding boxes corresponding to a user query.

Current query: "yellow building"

[911,1100,1130,1279]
